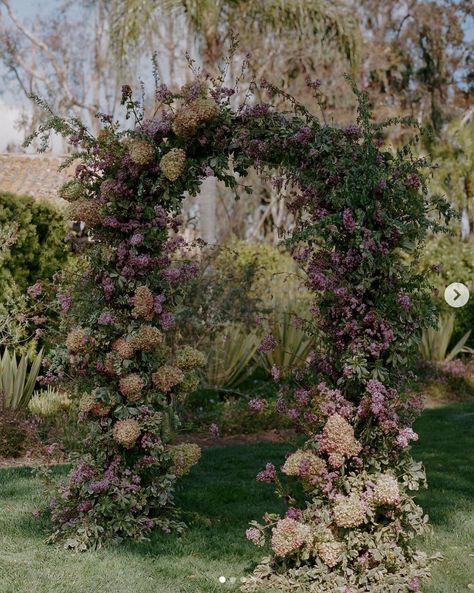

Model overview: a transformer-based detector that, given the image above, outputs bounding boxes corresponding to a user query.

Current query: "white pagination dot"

[219,576,226,583]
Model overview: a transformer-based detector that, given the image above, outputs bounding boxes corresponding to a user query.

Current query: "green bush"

[0,191,69,300]
[418,235,474,348]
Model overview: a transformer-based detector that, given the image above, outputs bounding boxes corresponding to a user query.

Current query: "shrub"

[0,191,69,301]
[0,348,43,411]
[0,409,29,458]
[419,235,474,348]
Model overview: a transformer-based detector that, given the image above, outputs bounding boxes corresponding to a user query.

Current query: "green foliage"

[0,192,69,301]
[28,387,72,418]
[0,410,29,458]
[0,349,43,412]
[420,315,472,362]
[256,307,315,378]
[203,323,259,389]
[181,241,311,387]
[418,235,474,349]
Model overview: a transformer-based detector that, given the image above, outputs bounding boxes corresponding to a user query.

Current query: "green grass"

[0,404,473,593]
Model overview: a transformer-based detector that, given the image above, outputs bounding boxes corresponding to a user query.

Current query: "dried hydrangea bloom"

[119,374,145,401]
[59,180,85,202]
[178,371,200,395]
[113,419,141,448]
[78,394,110,417]
[172,108,200,137]
[371,474,400,506]
[152,365,184,393]
[271,518,313,557]
[169,443,201,477]
[65,200,102,227]
[332,494,366,528]
[320,413,362,468]
[317,541,345,567]
[103,352,117,376]
[131,286,155,320]
[281,449,326,484]
[191,97,219,123]
[127,139,156,166]
[159,148,187,181]
[100,178,119,200]
[66,328,91,354]
[130,325,163,352]
[180,80,208,101]
[175,345,206,370]
[112,337,135,360]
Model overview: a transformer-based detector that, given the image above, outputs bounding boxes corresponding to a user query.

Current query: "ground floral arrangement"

[29,70,454,592]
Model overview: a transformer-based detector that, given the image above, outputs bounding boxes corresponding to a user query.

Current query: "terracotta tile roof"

[0,153,75,203]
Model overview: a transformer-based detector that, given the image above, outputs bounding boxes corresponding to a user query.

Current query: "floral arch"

[36,76,451,591]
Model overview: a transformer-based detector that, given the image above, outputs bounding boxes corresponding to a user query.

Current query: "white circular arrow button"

[444,282,470,308]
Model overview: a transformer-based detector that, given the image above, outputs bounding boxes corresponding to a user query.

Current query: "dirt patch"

[175,428,297,448]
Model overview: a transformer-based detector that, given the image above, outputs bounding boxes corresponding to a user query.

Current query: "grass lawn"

[0,403,473,593]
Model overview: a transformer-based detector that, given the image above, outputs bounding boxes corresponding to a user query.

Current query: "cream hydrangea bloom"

[271,518,313,557]
[320,413,362,468]
[113,419,141,448]
[317,541,345,567]
[333,494,366,528]
[281,449,326,484]
[372,474,400,506]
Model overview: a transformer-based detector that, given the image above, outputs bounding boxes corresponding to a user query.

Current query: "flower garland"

[31,73,452,591]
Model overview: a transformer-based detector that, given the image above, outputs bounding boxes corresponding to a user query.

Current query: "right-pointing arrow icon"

[445,283,470,308]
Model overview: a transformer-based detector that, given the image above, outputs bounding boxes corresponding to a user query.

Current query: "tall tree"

[107,0,362,243]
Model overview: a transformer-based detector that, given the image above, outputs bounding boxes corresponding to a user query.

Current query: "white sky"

[0,102,24,151]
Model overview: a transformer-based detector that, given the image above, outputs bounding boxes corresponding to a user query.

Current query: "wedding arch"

[34,74,451,591]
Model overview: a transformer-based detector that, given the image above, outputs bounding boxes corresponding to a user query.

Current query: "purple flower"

[256,463,276,483]
[285,507,302,520]
[343,124,361,138]
[397,293,412,310]
[27,282,43,297]
[248,398,267,413]
[161,312,176,330]
[78,500,93,513]
[209,423,220,439]
[130,233,144,246]
[287,408,299,420]
[406,173,421,189]
[154,294,166,314]
[342,209,356,233]
[245,527,262,544]
[97,311,115,325]
[162,268,181,283]
[395,427,418,448]
[89,478,110,494]
[271,365,281,382]
[258,335,277,354]
[58,293,72,314]
[155,83,172,103]
[407,578,420,592]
